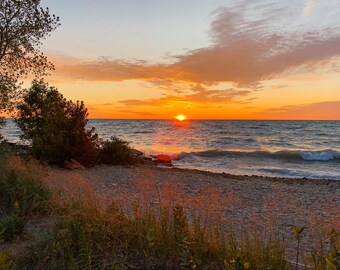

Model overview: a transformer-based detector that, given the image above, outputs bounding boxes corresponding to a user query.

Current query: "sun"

[175,114,186,121]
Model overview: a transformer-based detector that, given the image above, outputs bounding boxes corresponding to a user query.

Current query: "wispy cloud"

[303,0,316,17]
[53,1,340,88]
[119,87,251,107]
[256,100,340,120]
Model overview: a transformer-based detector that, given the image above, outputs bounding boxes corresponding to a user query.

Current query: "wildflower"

[14,201,19,210]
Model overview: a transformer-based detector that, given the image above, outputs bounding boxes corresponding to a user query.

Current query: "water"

[2,119,340,180]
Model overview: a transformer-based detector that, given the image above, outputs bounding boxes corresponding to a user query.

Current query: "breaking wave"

[177,149,340,162]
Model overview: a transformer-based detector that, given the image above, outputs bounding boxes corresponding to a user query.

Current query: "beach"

[44,164,340,261]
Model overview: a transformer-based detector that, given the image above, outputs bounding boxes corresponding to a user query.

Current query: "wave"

[258,167,340,180]
[177,149,340,162]
[133,130,153,134]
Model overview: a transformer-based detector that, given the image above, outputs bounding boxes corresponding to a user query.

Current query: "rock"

[131,149,144,156]
[64,159,85,170]
[156,154,172,163]
[145,160,155,166]
[157,162,174,167]
[6,142,29,154]
[142,155,153,161]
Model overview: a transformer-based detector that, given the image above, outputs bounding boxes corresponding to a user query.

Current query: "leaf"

[325,257,337,270]
[293,226,305,240]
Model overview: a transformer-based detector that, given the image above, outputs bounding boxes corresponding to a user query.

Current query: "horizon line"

[3,117,340,121]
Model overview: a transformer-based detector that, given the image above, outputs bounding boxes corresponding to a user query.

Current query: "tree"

[16,80,99,166]
[0,0,60,112]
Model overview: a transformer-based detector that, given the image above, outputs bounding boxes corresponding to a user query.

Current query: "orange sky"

[37,0,340,119]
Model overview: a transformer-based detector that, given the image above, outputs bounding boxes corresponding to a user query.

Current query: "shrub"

[0,214,25,241]
[16,80,98,166]
[98,136,139,165]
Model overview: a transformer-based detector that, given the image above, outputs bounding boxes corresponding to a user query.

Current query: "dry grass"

[0,151,339,269]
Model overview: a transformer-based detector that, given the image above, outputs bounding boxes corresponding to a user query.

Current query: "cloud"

[119,88,251,107]
[303,0,316,16]
[53,1,340,87]
[86,103,114,109]
[271,84,288,90]
[257,100,340,120]
[86,103,159,118]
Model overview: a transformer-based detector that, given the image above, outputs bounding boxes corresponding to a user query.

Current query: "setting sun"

[175,114,186,121]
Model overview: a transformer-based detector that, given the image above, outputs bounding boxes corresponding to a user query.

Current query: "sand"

[43,164,340,260]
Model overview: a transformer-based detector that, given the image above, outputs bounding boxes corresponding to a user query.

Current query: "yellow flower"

[14,201,19,210]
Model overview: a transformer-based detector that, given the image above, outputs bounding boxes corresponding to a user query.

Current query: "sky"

[40,0,340,119]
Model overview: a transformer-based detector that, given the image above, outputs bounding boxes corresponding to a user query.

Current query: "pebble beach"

[44,164,340,261]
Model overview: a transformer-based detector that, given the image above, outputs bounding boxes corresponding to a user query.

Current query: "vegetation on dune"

[0,149,339,269]
[1,1,339,269]
[15,80,139,167]
[98,136,140,165]
[22,200,287,270]
[16,80,99,167]
[0,0,138,167]
[0,146,50,242]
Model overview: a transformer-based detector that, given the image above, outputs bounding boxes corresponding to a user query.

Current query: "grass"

[0,147,338,269]
[0,146,51,242]
[23,199,286,269]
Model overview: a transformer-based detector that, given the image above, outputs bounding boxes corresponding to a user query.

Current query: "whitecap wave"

[177,149,340,162]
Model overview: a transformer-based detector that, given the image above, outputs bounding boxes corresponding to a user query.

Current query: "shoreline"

[44,163,340,236]
[5,140,340,181]
[158,165,340,185]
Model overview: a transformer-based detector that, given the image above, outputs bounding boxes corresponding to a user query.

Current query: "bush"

[16,80,98,166]
[0,214,25,241]
[98,136,139,165]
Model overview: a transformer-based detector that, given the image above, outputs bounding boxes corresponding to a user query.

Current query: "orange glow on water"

[175,114,186,121]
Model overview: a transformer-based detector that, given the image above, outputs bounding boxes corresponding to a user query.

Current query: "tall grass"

[1,147,338,269]
[24,198,287,270]
[0,147,51,241]
[308,228,340,270]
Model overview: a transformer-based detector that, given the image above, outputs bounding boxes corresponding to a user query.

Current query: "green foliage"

[0,152,50,242]
[0,170,50,218]
[310,228,340,270]
[0,0,60,113]
[0,213,25,241]
[99,136,139,165]
[325,228,340,270]
[16,80,99,166]
[173,205,197,269]
[292,226,304,270]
